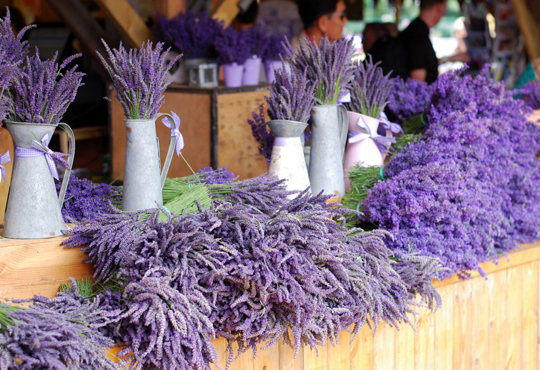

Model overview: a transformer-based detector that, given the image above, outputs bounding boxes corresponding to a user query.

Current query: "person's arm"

[410,68,427,82]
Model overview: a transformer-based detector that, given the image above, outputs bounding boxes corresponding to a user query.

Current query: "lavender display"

[215,27,251,65]
[245,26,269,57]
[154,11,223,59]
[247,104,274,165]
[347,56,394,119]
[7,51,84,125]
[262,32,288,62]
[386,77,434,124]
[265,65,316,122]
[520,80,540,110]
[284,36,355,105]
[63,173,442,368]
[97,40,181,119]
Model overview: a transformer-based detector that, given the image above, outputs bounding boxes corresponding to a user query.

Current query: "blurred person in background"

[363,22,408,78]
[290,0,348,50]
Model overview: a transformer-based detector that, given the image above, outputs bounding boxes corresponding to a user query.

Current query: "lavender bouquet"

[265,65,316,122]
[246,26,269,57]
[7,51,84,125]
[248,104,274,165]
[347,56,394,119]
[262,32,288,61]
[154,11,223,59]
[215,27,251,65]
[285,36,355,105]
[519,80,540,110]
[97,40,181,119]
[387,77,434,124]
[0,7,33,66]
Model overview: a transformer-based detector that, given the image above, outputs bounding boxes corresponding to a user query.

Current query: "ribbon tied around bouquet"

[348,115,396,154]
[0,150,10,184]
[379,112,403,134]
[14,133,70,180]
[161,111,185,156]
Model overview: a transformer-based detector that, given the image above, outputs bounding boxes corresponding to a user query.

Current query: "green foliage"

[403,113,426,134]
[59,277,95,298]
[390,134,420,158]
[0,305,24,332]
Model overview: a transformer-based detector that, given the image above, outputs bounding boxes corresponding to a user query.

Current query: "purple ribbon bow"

[349,115,396,154]
[379,112,404,134]
[337,91,351,104]
[0,150,10,184]
[161,111,184,156]
[14,134,69,180]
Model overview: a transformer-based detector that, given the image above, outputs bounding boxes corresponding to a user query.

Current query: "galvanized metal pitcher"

[122,113,177,212]
[3,121,75,239]
[267,120,310,195]
[308,104,349,197]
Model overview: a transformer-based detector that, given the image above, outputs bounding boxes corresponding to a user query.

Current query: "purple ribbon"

[349,115,395,154]
[379,112,403,134]
[337,91,351,104]
[161,111,184,156]
[14,134,69,180]
[0,150,10,184]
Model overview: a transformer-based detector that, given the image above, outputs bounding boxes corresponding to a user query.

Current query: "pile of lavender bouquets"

[520,80,540,110]
[353,66,540,279]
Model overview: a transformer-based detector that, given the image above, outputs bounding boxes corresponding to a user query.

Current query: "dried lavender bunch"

[265,65,316,122]
[0,283,119,369]
[285,36,355,105]
[0,7,33,66]
[0,62,17,122]
[97,40,181,119]
[154,11,223,59]
[262,32,288,61]
[57,175,121,223]
[247,104,274,166]
[7,51,84,125]
[347,55,394,118]
[386,77,434,124]
[520,80,540,110]
[245,26,269,57]
[215,27,251,65]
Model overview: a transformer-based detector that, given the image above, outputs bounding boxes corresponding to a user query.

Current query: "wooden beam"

[95,0,153,48]
[509,0,540,60]
[211,0,240,27]
[153,0,186,19]
[44,0,109,60]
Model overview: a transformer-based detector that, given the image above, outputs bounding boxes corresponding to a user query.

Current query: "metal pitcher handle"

[155,113,177,188]
[57,123,76,208]
[337,105,349,163]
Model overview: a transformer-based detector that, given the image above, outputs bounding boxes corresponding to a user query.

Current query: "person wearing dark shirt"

[400,0,447,83]
[364,23,409,79]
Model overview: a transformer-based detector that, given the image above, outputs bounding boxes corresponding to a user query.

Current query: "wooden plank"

[210,337,228,370]
[95,0,153,48]
[111,90,212,180]
[415,306,434,370]
[521,261,538,370]
[433,284,453,370]
[470,277,489,370]
[373,321,395,369]
[0,237,94,300]
[228,341,255,370]
[153,0,186,19]
[303,341,327,370]
[0,127,13,223]
[488,270,507,370]
[327,330,350,370]
[350,323,372,369]
[453,279,472,370]
[216,90,269,179]
[394,314,415,370]
[435,241,540,288]
[278,336,304,370]
[508,0,540,60]
[506,265,523,369]
[254,342,280,370]
[211,0,241,26]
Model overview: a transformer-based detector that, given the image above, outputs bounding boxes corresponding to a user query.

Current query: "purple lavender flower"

[7,51,84,125]
[196,166,236,184]
[247,104,274,166]
[347,55,395,118]
[0,7,33,66]
[262,32,288,61]
[519,80,540,110]
[386,77,434,124]
[215,27,252,65]
[265,64,316,122]
[245,25,269,57]
[97,40,181,119]
[154,11,224,59]
[284,35,355,105]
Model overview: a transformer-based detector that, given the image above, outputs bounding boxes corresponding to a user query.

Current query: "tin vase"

[122,113,177,212]
[3,121,75,239]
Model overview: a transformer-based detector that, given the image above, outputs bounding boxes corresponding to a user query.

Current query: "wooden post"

[211,0,241,26]
[509,0,540,60]
[395,0,402,26]
[94,0,153,48]
[153,0,186,19]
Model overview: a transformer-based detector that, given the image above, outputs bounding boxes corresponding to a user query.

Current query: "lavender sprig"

[347,55,394,118]
[215,27,252,65]
[247,105,274,166]
[97,40,181,119]
[0,7,33,66]
[265,65,316,122]
[262,32,288,61]
[7,51,84,125]
[285,36,355,105]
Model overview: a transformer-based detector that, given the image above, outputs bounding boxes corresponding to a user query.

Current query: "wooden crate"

[1,235,540,369]
[110,84,270,181]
